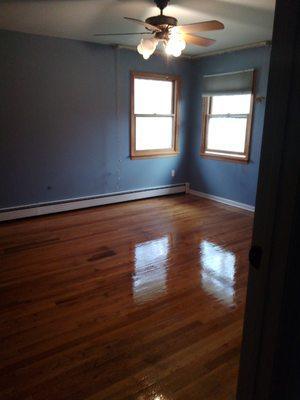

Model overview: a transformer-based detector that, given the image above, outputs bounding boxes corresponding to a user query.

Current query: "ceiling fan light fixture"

[100,1,225,60]
[142,53,151,60]
[165,32,186,57]
[137,37,158,59]
[137,43,143,54]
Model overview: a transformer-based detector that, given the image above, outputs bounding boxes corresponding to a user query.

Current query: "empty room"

[2,0,299,399]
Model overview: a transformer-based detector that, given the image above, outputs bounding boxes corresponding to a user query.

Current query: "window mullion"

[207,113,249,118]
[134,113,175,118]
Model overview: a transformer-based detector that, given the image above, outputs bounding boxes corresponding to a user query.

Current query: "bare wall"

[188,46,271,206]
[0,29,271,210]
[0,30,191,209]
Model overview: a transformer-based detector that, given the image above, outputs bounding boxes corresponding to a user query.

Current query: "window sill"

[200,152,249,163]
[131,151,180,160]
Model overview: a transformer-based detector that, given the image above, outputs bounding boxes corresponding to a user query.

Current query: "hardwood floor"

[0,194,253,400]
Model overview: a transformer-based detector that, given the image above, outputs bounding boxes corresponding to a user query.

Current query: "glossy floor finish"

[0,195,253,400]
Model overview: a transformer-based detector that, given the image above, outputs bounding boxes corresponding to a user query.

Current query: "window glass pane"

[211,94,251,115]
[135,117,173,150]
[207,117,247,153]
[134,78,173,114]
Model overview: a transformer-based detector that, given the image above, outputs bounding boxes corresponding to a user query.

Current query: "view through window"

[131,72,180,158]
[201,93,253,161]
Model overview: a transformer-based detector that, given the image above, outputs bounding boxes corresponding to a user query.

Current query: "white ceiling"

[0,0,276,55]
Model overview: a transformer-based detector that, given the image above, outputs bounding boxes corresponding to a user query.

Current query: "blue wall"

[188,46,271,206]
[0,30,191,209]
[0,30,271,210]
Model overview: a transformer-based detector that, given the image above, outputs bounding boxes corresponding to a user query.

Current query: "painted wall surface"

[0,29,271,210]
[188,46,271,206]
[0,30,191,209]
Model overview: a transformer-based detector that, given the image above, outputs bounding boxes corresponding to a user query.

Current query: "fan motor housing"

[154,0,170,11]
[146,15,178,29]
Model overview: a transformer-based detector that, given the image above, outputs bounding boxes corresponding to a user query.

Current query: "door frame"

[237,0,300,399]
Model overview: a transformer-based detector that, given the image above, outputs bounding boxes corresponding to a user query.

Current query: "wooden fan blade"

[124,17,161,32]
[94,32,151,36]
[184,34,216,47]
[176,20,224,34]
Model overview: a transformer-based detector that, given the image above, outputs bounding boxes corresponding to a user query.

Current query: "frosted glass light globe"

[172,49,182,57]
[142,52,151,60]
[165,33,186,57]
[137,38,158,60]
[137,43,143,54]
[178,37,186,51]
[142,38,155,51]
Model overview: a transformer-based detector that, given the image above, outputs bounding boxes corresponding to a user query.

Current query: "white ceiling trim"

[191,40,272,58]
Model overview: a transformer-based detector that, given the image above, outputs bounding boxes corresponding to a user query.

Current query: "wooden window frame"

[130,71,180,159]
[200,93,255,163]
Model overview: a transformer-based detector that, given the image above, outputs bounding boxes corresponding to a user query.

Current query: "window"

[130,71,180,159]
[200,70,254,162]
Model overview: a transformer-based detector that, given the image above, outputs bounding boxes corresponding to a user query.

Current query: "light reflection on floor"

[199,240,236,306]
[133,236,169,304]
[137,393,168,400]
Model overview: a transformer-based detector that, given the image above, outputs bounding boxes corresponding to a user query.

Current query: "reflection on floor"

[134,236,169,304]
[0,194,253,400]
[200,240,236,306]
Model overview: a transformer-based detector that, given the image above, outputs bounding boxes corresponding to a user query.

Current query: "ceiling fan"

[94,0,224,59]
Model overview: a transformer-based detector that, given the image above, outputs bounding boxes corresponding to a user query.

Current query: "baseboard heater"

[0,183,187,222]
